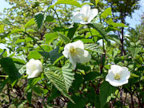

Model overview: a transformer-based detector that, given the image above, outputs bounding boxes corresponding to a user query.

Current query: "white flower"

[72,5,98,24]
[62,40,91,69]
[26,59,43,79]
[106,65,130,87]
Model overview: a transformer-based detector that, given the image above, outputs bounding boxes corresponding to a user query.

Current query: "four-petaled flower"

[106,65,130,87]
[62,40,91,69]
[26,59,43,79]
[72,5,98,24]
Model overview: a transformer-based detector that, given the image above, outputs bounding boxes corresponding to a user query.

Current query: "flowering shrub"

[0,0,144,107]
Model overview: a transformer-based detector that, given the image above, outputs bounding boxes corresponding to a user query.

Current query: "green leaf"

[0,57,21,83]
[53,0,81,7]
[95,0,100,6]
[67,96,87,108]
[45,15,54,22]
[106,19,127,27]
[101,8,112,19]
[10,29,24,34]
[0,25,4,33]
[61,64,75,91]
[88,23,109,42]
[45,67,74,103]
[100,81,117,108]
[49,47,62,64]
[67,23,78,39]
[28,50,42,60]
[25,18,35,29]
[34,12,44,29]
[59,33,70,43]
[45,32,58,44]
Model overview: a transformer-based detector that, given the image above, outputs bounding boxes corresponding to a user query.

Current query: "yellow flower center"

[83,16,88,22]
[114,74,121,80]
[70,47,77,55]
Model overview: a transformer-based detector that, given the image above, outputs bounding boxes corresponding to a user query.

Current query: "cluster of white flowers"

[62,40,91,69]
[26,59,43,79]
[25,5,130,87]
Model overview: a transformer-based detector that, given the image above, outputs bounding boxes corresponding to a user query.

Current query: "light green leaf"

[53,0,81,7]
[45,32,58,44]
[101,7,112,19]
[25,18,35,29]
[59,33,70,43]
[0,25,4,33]
[95,0,100,6]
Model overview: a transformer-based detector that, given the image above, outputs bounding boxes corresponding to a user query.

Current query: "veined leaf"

[0,57,21,83]
[88,23,109,42]
[61,64,75,91]
[34,12,44,29]
[100,81,117,108]
[45,65,74,103]
[25,18,35,29]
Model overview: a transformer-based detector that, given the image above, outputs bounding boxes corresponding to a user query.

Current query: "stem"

[7,84,12,104]
[23,32,45,52]
[52,8,62,27]
[88,26,95,43]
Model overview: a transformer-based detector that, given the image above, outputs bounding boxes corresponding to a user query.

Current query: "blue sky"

[0,0,144,28]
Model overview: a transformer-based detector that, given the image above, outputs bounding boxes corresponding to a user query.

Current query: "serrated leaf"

[45,67,74,103]
[0,57,21,83]
[88,23,109,42]
[61,64,75,91]
[34,12,44,29]
[25,18,35,29]
[100,81,117,108]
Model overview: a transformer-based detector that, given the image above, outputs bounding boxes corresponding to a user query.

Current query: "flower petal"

[88,9,98,22]
[72,40,84,49]
[72,13,83,23]
[80,5,91,17]
[78,50,91,63]
[69,55,77,69]
[111,65,123,74]
[27,70,40,79]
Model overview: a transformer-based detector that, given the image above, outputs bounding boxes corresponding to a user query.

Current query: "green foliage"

[0,0,143,107]
[34,12,44,29]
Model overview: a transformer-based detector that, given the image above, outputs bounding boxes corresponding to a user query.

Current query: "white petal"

[63,43,73,58]
[121,67,130,80]
[72,13,83,23]
[69,55,77,69]
[80,5,91,17]
[78,50,91,63]
[108,79,128,87]
[72,40,84,49]
[27,70,40,79]
[111,65,123,74]
[88,9,98,22]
